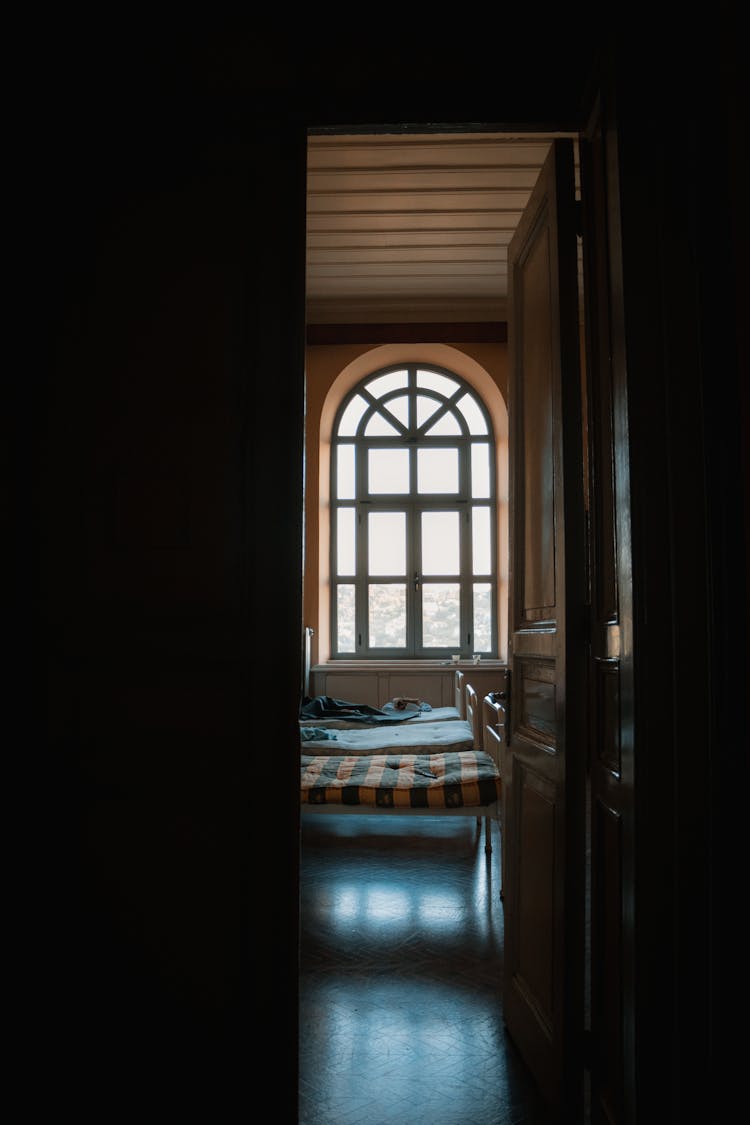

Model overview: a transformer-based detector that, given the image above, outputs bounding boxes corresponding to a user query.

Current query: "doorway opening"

[300,123,591,1122]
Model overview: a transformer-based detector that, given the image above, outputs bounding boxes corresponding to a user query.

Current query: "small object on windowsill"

[472,654,481,665]
[451,654,461,664]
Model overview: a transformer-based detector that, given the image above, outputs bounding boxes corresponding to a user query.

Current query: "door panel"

[580,84,635,1124]
[503,138,587,1118]
[521,230,557,615]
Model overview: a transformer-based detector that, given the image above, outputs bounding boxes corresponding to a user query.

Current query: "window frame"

[330,363,498,660]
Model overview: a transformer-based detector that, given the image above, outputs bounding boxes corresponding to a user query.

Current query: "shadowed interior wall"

[31,54,304,1119]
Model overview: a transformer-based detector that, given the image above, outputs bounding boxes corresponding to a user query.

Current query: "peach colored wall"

[304,341,509,664]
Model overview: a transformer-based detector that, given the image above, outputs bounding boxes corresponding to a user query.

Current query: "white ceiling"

[306,131,578,326]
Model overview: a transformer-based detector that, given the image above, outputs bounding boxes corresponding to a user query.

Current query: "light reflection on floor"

[299,812,553,1125]
[331,882,461,922]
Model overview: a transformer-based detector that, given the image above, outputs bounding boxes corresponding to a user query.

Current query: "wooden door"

[503,138,587,1118]
[579,82,635,1125]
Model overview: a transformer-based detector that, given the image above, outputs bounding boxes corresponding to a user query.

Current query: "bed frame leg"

[484,815,492,854]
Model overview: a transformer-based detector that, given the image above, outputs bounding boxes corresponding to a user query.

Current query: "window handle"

[413,572,421,591]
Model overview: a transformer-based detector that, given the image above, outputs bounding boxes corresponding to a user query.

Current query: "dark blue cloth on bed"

[299,695,419,724]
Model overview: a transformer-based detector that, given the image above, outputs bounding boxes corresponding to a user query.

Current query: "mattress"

[299,718,474,755]
[301,749,502,809]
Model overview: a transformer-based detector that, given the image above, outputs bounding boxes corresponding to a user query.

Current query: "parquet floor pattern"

[299,812,554,1125]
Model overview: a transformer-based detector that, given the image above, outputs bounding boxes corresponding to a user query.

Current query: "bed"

[300,675,502,856]
[299,668,466,730]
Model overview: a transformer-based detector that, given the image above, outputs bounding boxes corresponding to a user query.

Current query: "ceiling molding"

[306,295,508,325]
[307,322,508,346]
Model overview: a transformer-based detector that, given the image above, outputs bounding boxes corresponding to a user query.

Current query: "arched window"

[331,363,497,659]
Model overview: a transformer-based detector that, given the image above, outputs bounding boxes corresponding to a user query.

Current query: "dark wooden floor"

[299,811,555,1125]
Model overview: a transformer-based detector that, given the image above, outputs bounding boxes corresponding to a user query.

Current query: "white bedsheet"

[299,718,475,755]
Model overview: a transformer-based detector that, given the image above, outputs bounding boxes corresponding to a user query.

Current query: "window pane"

[369,512,406,574]
[337,508,356,575]
[368,448,410,493]
[424,410,462,436]
[473,583,492,651]
[422,511,460,575]
[417,369,460,397]
[471,443,490,498]
[337,445,355,499]
[416,394,441,429]
[417,448,458,493]
[366,369,408,397]
[336,585,356,652]
[369,584,406,647]
[365,411,400,436]
[472,506,491,574]
[383,394,409,428]
[422,584,460,647]
[456,392,488,434]
[338,394,368,436]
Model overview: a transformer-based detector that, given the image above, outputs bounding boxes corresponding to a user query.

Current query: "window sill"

[312,658,507,671]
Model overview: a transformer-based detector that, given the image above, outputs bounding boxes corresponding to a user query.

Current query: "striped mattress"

[301,750,502,809]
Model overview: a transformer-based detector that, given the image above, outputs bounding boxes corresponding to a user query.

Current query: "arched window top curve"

[334,364,493,442]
